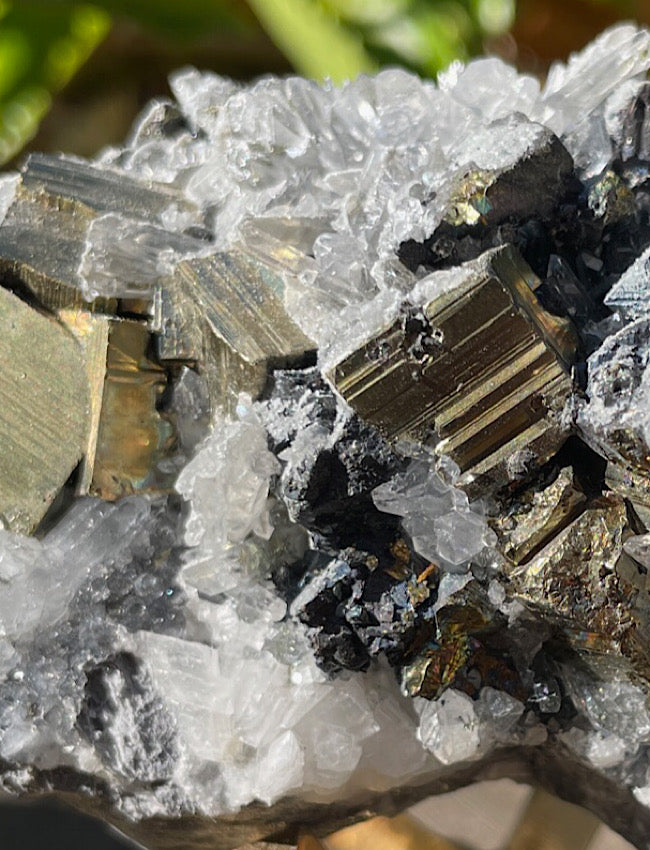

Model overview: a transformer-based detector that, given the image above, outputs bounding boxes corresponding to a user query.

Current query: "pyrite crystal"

[330,245,575,496]
[0,287,89,532]
[6,22,650,850]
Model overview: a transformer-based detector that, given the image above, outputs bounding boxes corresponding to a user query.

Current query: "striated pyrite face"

[330,244,576,497]
[7,22,650,850]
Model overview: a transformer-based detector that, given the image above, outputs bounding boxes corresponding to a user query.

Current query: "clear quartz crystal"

[78,213,205,300]
[416,690,480,764]
[476,687,525,746]
[561,727,629,770]
[0,498,149,639]
[578,317,650,468]
[535,24,650,136]
[562,666,650,744]
[373,457,489,571]
[604,245,650,320]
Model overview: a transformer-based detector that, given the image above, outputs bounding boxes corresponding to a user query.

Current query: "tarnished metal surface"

[22,153,196,222]
[502,494,650,678]
[161,251,316,410]
[490,467,587,565]
[91,319,173,499]
[605,460,650,530]
[0,183,99,311]
[0,287,89,532]
[59,309,110,494]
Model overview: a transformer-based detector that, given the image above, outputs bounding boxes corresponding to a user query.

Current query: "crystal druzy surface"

[3,22,650,850]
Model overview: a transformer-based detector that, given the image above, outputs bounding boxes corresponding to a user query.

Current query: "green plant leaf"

[0,2,110,164]
[71,0,251,39]
[245,0,378,82]
[322,0,411,27]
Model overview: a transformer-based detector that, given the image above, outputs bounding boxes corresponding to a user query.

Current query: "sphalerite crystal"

[5,21,650,850]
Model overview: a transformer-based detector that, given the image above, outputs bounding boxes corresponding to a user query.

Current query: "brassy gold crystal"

[330,245,576,497]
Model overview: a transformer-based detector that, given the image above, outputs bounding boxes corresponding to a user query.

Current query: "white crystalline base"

[0,404,505,820]
[151,407,529,816]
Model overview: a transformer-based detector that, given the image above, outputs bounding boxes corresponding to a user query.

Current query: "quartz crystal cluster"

[4,22,650,850]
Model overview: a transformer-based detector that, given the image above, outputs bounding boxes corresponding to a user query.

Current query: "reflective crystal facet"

[0,287,89,532]
[331,245,575,496]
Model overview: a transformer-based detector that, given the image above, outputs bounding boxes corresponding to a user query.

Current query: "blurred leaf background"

[0,0,648,166]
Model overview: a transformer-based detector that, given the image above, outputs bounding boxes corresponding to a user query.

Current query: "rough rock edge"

[14,742,650,850]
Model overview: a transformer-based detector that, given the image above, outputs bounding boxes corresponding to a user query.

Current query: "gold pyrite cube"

[330,245,575,497]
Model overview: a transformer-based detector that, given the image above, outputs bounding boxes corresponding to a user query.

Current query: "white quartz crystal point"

[86,24,650,357]
[563,666,650,744]
[175,401,282,599]
[451,112,550,172]
[0,528,48,638]
[0,497,149,640]
[253,730,304,804]
[536,24,650,136]
[604,245,650,321]
[372,457,491,571]
[416,690,480,764]
[578,317,650,465]
[604,77,650,161]
[548,24,650,175]
[176,406,280,550]
[476,687,525,747]
[355,667,430,784]
[169,68,240,136]
[437,57,540,125]
[561,727,629,770]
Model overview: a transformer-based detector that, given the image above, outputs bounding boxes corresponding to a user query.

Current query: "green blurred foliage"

[323,0,515,76]
[9,0,636,165]
[0,2,109,162]
[246,0,378,80]
[68,0,252,38]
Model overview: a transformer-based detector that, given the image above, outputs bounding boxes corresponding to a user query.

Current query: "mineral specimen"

[329,245,575,496]
[5,21,650,850]
[0,286,89,531]
[158,252,316,412]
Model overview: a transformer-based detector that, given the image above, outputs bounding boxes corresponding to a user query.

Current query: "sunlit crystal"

[0,287,89,532]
